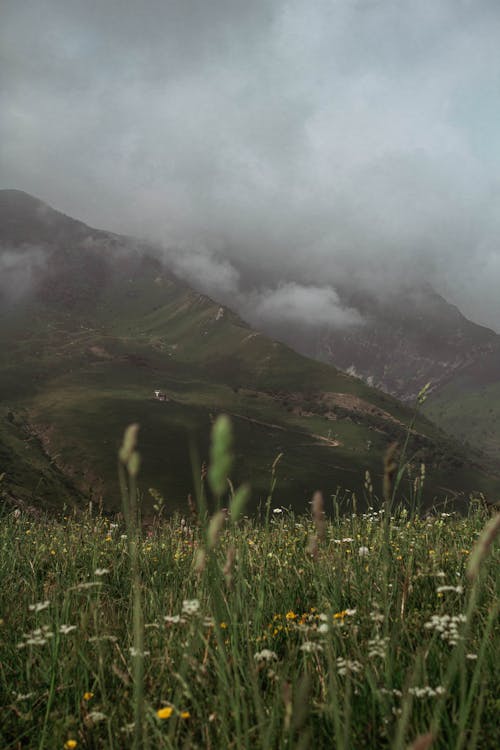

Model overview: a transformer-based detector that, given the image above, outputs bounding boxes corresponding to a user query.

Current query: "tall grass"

[0,418,498,749]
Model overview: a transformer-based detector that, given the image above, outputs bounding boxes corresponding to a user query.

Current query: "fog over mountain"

[2,0,500,331]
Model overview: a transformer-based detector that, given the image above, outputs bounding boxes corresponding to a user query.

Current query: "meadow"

[0,418,499,749]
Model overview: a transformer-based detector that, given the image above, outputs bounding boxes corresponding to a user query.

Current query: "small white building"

[154,390,168,402]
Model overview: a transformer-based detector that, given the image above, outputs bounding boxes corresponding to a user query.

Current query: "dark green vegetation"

[267,283,500,464]
[423,359,500,462]
[1,499,498,749]
[1,189,499,513]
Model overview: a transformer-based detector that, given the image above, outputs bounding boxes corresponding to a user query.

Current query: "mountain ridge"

[1,189,498,512]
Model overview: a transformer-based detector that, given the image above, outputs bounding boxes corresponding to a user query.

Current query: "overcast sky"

[2,0,500,331]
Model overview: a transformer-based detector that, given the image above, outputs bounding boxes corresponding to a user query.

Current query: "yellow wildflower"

[64,741,78,749]
[285,611,297,621]
[333,610,347,620]
[157,706,174,720]
[83,692,94,701]
[180,711,190,719]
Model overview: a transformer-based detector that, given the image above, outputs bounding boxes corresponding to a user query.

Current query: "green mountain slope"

[264,281,500,462]
[1,190,498,513]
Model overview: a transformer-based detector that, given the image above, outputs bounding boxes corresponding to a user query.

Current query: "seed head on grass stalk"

[208,415,233,500]
[306,491,325,560]
[383,442,399,507]
[118,424,144,750]
[467,512,500,582]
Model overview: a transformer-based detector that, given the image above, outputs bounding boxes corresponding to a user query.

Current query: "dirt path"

[229,412,342,447]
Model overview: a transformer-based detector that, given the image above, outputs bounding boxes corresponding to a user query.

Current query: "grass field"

[1,419,499,749]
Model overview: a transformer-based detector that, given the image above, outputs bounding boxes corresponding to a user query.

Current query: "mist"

[0,246,48,306]
[2,1,500,331]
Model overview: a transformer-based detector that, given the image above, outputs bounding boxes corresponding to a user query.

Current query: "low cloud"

[0,246,48,304]
[2,1,500,330]
[166,246,241,300]
[244,282,364,328]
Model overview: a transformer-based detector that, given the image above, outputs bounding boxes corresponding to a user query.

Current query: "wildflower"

[285,611,297,621]
[17,626,53,647]
[300,641,323,653]
[73,582,103,590]
[83,692,94,701]
[180,711,190,719]
[28,600,50,612]
[358,546,369,557]
[164,615,185,624]
[219,622,228,629]
[368,635,389,659]
[15,692,34,702]
[254,649,278,663]
[157,706,174,720]
[436,585,463,595]
[408,686,445,698]
[64,741,78,749]
[336,657,362,675]
[182,599,200,616]
[424,614,466,645]
[466,653,478,660]
[59,624,77,635]
[129,647,150,657]
[333,608,356,620]
[94,568,110,576]
[86,711,107,723]
[318,623,329,634]
[273,508,283,514]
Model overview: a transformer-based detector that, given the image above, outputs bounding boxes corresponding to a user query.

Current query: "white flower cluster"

[59,624,77,635]
[94,568,110,577]
[17,625,53,648]
[28,600,50,613]
[300,641,323,654]
[254,649,278,663]
[164,614,185,625]
[86,711,107,724]
[424,613,466,645]
[336,657,362,675]
[368,635,389,659]
[332,537,354,544]
[409,686,446,698]
[436,585,463,594]
[182,599,200,616]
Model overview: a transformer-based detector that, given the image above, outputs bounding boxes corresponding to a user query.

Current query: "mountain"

[1,189,498,513]
[260,283,500,461]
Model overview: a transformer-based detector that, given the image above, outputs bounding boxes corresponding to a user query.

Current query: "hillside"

[259,283,500,461]
[1,190,498,513]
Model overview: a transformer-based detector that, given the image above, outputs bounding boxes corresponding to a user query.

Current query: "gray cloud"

[0,246,48,304]
[243,282,364,328]
[2,1,500,330]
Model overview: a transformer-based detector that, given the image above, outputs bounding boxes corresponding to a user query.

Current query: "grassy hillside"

[1,190,499,513]
[424,377,500,461]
